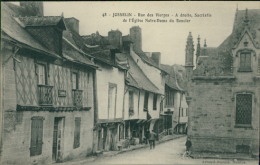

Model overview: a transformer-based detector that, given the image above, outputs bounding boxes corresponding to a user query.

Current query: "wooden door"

[52,117,64,162]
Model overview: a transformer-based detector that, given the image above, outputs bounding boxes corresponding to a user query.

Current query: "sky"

[12,2,260,65]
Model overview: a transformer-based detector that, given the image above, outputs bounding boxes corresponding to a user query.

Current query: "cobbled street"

[87,136,258,165]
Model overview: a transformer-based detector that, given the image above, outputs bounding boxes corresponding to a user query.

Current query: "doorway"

[109,128,116,151]
[52,117,65,162]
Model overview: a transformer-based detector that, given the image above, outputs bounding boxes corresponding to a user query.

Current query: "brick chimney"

[65,17,79,34]
[130,26,142,51]
[20,2,44,16]
[151,52,161,68]
[108,30,122,49]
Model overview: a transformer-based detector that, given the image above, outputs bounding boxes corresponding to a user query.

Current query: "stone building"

[186,8,259,156]
[1,2,98,164]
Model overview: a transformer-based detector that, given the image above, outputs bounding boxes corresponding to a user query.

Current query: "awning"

[136,119,143,123]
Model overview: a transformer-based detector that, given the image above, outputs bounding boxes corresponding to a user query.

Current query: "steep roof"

[161,64,187,91]
[194,9,260,77]
[17,16,65,29]
[1,2,60,59]
[133,49,161,69]
[126,53,161,94]
[2,2,97,68]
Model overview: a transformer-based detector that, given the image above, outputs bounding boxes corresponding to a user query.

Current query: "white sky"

[11,2,260,65]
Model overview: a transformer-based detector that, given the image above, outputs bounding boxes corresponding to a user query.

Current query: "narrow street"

[87,136,258,165]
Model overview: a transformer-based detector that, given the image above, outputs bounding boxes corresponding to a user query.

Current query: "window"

[182,108,184,116]
[153,94,157,110]
[37,64,46,85]
[73,117,81,149]
[72,72,78,89]
[129,91,134,110]
[236,94,252,125]
[165,88,174,107]
[144,92,149,111]
[239,53,252,72]
[30,116,44,156]
[108,83,117,118]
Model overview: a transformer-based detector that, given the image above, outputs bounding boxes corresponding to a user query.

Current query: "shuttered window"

[30,116,44,156]
[73,117,81,149]
[144,92,149,111]
[37,64,46,85]
[240,53,251,71]
[165,87,174,107]
[129,91,134,110]
[153,94,157,110]
[72,73,78,89]
[236,94,252,125]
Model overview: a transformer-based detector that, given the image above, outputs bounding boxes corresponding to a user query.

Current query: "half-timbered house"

[1,2,98,164]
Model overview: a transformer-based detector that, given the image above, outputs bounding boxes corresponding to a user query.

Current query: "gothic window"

[239,53,252,72]
[236,94,252,125]
[30,116,44,156]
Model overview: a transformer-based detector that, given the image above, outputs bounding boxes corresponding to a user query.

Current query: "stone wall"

[188,78,259,154]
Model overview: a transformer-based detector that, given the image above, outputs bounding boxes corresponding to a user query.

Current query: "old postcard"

[1,1,259,165]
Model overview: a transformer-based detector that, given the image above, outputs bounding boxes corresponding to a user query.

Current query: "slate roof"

[2,2,97,68]
[194,9,260,77]
[17,16,65,29]
[161,64,187,91]
[133,49,160,70]
[1,2,60,59]
[126,53,161,94]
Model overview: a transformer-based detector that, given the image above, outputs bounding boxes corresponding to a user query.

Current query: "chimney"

[20,2,44,16]
[151,52,161,68]
[65,17,79,34]
[108,30,122,49]
[130,26,142,51]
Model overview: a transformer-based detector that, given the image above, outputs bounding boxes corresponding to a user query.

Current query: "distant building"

[1,2,98,164]
[161,64,189,135]
[186,8,259,156]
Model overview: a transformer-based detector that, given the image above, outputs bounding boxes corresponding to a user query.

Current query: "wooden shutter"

[73,117,81,149]
[129,91,134,110]
[153,94,157,110]
[144,92,149,110]
[30,117,44,156]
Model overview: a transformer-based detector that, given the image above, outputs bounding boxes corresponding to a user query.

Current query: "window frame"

[153,94,157,110]
[108,83,117,119]
[71,71,79,90]
[143,92,149,111]
[234,93,253,128]
[35,61,49,85]
[129,91,134,111]
[238,52,252,72]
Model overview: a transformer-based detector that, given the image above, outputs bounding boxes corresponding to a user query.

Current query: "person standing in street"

[149,130,156,149]
[185,137,192,155]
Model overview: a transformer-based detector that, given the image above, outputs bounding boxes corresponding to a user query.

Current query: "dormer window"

[239,52,252,72]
